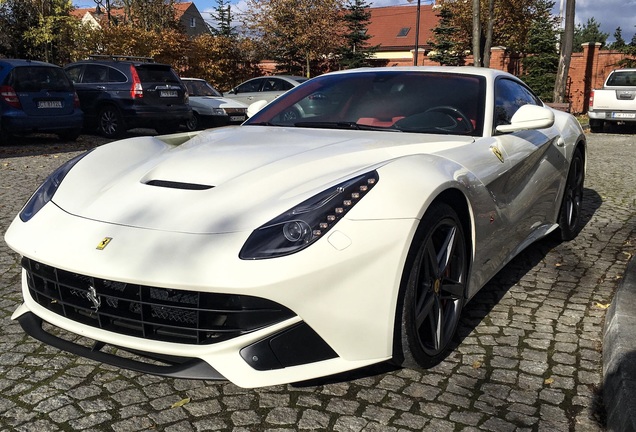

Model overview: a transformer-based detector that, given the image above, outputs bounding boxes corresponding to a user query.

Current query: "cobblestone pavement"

[1,130,635,432]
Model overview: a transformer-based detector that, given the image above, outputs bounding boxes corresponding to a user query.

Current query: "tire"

[280,107,301,123]
[557,148,585,241]
[57,128,81,142]
[589,119,604,133]
[185,113,200,131]
[97,105,124,138]
[394,202,468,369]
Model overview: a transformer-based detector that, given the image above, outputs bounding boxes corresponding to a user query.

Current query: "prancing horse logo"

[87,286,101,312]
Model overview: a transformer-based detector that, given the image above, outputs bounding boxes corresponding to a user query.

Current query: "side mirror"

[496,104,555,134]
[247,100,269,118]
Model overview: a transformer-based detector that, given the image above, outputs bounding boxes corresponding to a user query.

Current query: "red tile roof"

[71,2,193,23]
[367,5,439,52]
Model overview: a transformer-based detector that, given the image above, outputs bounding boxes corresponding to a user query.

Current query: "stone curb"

[603,254,636,431]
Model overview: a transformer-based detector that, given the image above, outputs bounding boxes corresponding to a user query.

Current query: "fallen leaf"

[595,302,610,310]
[544,378,554,385]
[171,398,191,408]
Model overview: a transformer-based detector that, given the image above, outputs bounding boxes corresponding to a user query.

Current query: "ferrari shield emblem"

[491,146,505,163]
[96,237,112,250]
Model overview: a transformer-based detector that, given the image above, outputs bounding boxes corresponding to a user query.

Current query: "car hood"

[189,96,247,109]
[53,126,473,234]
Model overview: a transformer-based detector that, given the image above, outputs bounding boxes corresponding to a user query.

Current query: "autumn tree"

[115,0,181,32]
[243,0,346,77]
[338,0,377,69]
[438,0,555,57]
[183,34,261,90]
[0,0,81,64]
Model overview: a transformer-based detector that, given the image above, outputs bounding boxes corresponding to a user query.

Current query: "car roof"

[66,55,171,68]
[324,66,515,81]
[0,59,59,68]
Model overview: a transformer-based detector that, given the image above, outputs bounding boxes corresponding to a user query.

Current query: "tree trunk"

[482,0,495,67]
[554,0,575,103]
[472,0,481,66]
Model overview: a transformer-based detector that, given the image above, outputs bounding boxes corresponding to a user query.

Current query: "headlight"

[239,171,379,259]
[19,150,93,222]
[212,108,227,116]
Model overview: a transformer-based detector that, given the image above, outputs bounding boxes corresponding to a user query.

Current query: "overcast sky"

[75,0,635,44]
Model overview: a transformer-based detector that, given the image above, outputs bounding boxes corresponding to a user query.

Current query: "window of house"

[190,17,196,28]
[397,27,410,37]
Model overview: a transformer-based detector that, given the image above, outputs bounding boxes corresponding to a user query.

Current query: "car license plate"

[230,115,246,122]
[612,112,636,119]
[38,101,62,109]
[160,90,178,98]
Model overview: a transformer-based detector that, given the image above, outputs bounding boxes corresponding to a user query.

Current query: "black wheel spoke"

[415,291,435,329]
[440,280,464,299]
[436,226,457,276]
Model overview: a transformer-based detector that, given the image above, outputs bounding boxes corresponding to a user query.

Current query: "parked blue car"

[0,59,83,144]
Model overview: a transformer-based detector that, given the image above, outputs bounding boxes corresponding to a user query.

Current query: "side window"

[494,78,541,127]
[236,79,262,93]
[278,79,295,91]
[107,67,127,83]
[65,66,82,84]
[82,65,108,83]
[263,78,293,92]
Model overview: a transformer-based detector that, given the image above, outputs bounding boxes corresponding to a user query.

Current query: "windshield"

[606,71,636,87]
[245,71,486,136]
[184,80,223,97]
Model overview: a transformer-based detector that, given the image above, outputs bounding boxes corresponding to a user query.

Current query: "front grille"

[22,258,296,345]
[224,108,247,115]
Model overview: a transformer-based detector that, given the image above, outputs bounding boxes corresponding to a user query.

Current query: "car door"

[260,77,296,101]
[489,77,567,254]
[65,64,110,118]
[227,78,265,104]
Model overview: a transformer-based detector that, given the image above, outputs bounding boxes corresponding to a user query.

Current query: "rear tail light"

[129,65,143,99]
[73,92,81,108]
[588,90,594,110]
[0,85,21,109]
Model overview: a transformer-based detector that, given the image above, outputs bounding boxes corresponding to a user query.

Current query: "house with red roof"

[71,1,208,37]
[366,4,440,67]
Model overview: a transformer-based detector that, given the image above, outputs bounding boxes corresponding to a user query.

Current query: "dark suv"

[0,59,83,143]
[65,55,191,138]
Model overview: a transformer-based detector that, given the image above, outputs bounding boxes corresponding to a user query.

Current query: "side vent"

[145,180,213,190]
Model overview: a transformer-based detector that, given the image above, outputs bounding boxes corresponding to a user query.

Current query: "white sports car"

[5,67,586,388]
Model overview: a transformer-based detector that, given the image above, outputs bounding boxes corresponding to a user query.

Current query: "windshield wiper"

[293,121,402,132]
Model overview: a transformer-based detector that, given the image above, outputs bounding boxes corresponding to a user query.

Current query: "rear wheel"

[557,148,585,241]
[97,105,124,138]
[394,202,468,369]
[185,113,200,131]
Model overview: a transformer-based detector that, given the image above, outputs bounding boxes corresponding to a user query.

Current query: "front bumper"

[588,110,636,122]
[6,202,417,387]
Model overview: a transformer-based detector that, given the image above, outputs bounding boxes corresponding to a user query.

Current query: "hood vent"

[145,180,214,190]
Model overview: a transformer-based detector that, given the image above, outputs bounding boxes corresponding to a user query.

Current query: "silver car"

[224,75,308,105]
[182,78,248,130]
